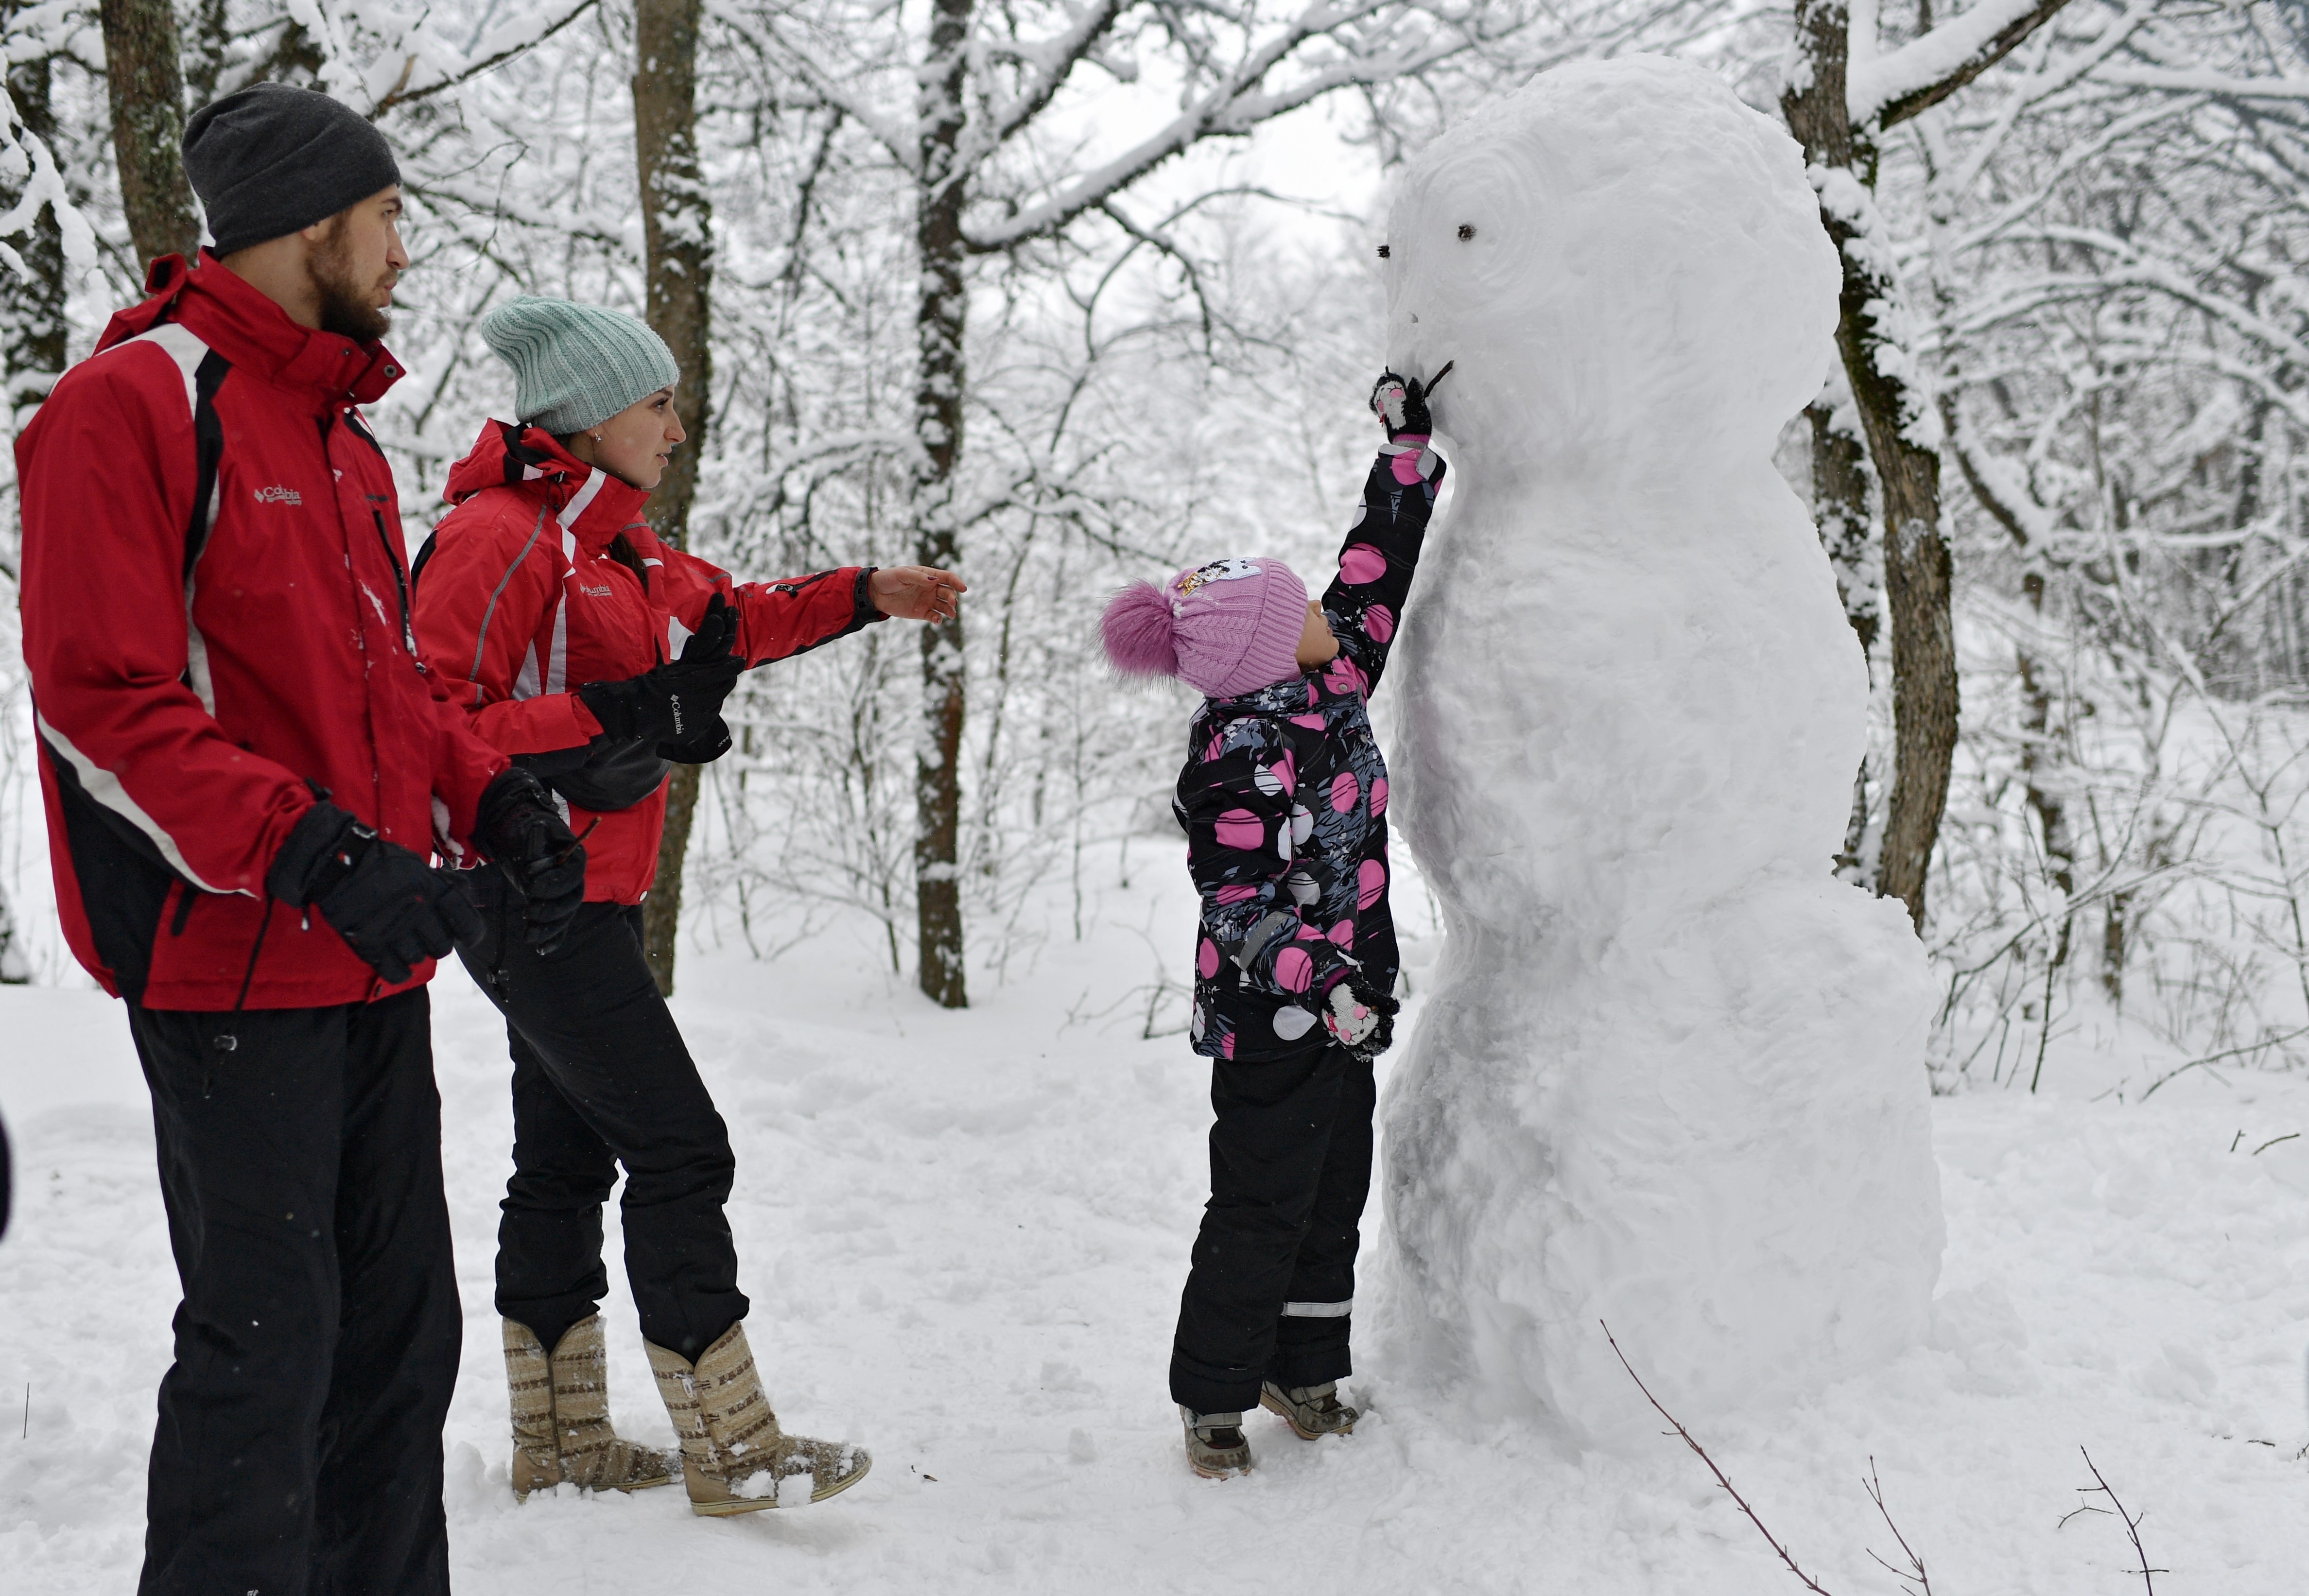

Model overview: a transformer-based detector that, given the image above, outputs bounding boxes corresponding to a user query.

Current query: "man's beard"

[310,231,392,343]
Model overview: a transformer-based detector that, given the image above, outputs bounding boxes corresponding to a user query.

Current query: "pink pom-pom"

[1101,580,1179,677]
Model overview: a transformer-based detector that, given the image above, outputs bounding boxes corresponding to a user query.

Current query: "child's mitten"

[1322,977,1399,1059]
[1369,371,1432,440]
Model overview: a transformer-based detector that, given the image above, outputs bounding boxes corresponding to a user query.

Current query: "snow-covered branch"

[1854,0,2077,130]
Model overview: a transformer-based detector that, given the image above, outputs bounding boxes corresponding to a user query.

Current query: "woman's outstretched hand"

[869,564,968,623]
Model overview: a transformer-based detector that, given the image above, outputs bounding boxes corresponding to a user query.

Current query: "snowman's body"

[1377,56,1944,1442]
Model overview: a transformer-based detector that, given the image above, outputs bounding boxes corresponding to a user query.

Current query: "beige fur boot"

[503,1317,677,1500]
[644,1323,870,1514]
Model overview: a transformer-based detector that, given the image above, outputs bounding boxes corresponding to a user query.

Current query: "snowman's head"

[1382,56,1838,481]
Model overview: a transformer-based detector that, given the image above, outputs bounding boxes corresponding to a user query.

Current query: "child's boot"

[1180,1406,1252,1478]
[1259,1379,1358,1439]
[644,1322,870,1515]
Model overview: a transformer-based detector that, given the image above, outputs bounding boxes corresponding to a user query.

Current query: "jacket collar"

[96,252,403,406]
[443,420,655,553]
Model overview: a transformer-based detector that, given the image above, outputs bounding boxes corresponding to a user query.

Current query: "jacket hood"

[443,419,654,552]
[96,251,403,405]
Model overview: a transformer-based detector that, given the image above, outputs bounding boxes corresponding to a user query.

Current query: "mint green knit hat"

[480,295,681,435]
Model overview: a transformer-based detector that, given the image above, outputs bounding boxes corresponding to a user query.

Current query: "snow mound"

[1374,54,1944,1446]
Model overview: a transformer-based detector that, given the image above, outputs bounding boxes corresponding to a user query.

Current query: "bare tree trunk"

[635,0,715,995]
[909,0,972,1008]
[1785,0,1957,932]
[1806,394,1880,878]
[100,0,200,268]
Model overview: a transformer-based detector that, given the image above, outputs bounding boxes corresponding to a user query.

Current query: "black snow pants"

[1170,1039,1374,1414]
[128,988,457,1596]
[456,870,746,1361]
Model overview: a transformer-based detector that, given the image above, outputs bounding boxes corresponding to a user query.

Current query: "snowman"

[1374,55,1944,1443]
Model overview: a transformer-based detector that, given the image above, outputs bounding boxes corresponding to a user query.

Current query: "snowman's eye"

[1377,244,1390,259]
[1457,224,1476,241]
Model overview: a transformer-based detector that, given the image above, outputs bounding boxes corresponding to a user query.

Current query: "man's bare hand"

[869,565,967,623]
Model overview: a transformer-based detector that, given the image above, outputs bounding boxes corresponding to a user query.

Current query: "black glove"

[268,800,483,986]
[577,591,744,746]
[658,724,735,765]
[476,768,587,953]
[1369,370,1432,440]
[1320,975,1400,1062]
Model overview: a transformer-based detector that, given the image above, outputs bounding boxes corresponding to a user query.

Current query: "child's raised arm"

[1178,717,1353,1006]
[1318,370,1445,702]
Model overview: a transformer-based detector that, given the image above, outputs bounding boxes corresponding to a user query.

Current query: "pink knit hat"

[1101,556,1309,698]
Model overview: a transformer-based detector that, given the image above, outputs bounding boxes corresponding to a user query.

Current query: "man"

[17,83,585,1594]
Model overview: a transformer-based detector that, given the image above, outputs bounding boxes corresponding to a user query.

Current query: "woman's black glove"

[1369,370,1433,440]
[577,592,745,746]
[267,800,483,985]
[476,768,587,953]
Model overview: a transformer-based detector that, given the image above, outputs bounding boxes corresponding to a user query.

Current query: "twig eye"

[1377,244,1390,259]
[1457,224,1476,241]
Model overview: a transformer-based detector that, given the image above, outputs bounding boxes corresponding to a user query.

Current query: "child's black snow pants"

[458,870,748,1362]
[128,988,457,1596]
[1170,1038,1374,1414]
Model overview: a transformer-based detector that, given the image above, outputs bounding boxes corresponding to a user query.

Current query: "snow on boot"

[549,1316,677,1492]
[504,1318,677,1498]
[1180,1406,1252,1478]
[1259,1379,1358,1440]
[644,1323,869,1515]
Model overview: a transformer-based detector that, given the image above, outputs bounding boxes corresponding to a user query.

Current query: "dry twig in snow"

[2076,1448,2166,1593]
[1863,1457,1933,1596]
[1599,1321,1838,1595]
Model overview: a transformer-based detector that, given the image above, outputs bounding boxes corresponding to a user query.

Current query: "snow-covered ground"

[3,865,2308,1594]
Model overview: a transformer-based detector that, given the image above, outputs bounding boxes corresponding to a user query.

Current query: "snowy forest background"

[2,0,2308,1096]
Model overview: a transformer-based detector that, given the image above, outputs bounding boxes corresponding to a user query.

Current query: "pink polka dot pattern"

[1331,771,1359,813]
[1358,857,1386,909]
[1291,713,1326,730]
[1365,603,1394,643]
[1338,543,1386,585]
[1198,938,1220,978]
[1327,920,1354,948]
[1370,776,1389,815]
[1215,885,1257,904]
[1214,809,1264,849]
[1274,945,1314,992]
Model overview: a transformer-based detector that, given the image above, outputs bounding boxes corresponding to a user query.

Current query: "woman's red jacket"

[413,421,880,904]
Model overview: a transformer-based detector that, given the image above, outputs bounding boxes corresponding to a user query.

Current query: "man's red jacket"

[17,254,507,1009]
[412,421,880,904]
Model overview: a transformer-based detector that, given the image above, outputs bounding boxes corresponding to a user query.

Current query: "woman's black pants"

[1169,1040,1374,1414]
[458,871,747,1360]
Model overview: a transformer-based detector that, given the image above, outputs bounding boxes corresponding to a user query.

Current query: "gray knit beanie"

[480,296,681,435]
[182,83,400,256]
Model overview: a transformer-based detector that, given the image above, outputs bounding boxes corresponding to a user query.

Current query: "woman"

[412,295,962,1514]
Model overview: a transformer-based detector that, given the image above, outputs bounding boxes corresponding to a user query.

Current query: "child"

[1101,371,1443,1477]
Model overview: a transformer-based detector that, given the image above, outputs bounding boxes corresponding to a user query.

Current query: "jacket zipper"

[372,507,421,666]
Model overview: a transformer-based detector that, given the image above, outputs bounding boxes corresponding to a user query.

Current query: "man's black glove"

[577,591,744,747]
[1369,370,1433,440]
[476,768,587,954]
[268,800,483,986]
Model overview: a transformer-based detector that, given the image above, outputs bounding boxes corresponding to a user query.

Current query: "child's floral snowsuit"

[1179,438,1442,1061]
